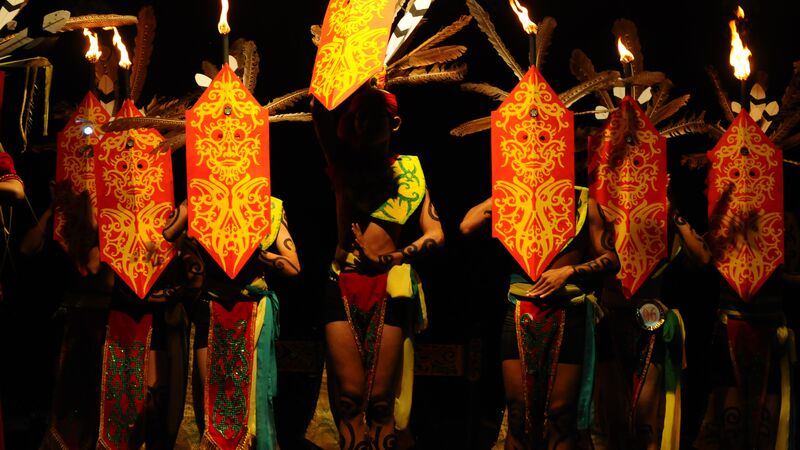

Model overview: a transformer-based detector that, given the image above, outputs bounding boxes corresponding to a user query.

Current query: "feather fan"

[156,132,187,154]
[102,117,185,133]
[466,0,524,80]
[266,88,308,114]
[130,6,155,104]
[770,114,800,144]
[385,0,433,64]
[387,63,466,87]
[777,130,800,151]
[645,80,672,117]
[393,45,466,70]
[460,82,508,101]
[450,116,491,137]
[231,39,259,94]
[611,19,643,97]
[559,70,620,108]
[659,112,723,140]
[705,65,735,123]
[625,71,665,87]
[569,49,614,109]
[60,14,137,32]
[201,61,218,80]
[535,16,556,70]
[270,112,312,123]
[388,15,471,70]
[650,94,690,125]
[779,61,800,113]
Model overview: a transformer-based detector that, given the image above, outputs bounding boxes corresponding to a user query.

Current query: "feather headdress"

[682,62,800,168]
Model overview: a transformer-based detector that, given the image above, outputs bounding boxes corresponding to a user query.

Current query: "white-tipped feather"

[0,0,26,32]
[385,0,433,64]
[195,73,211,88]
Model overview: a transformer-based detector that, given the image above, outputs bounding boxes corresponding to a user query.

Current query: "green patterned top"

[370,155,426,225]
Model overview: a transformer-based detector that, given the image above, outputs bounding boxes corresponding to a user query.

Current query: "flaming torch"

[509,0,537,68]
[109,26,131,99]
[83,28,102,91]
[729,6,751,110]
[617,38,635,97]
[219,0,231,66]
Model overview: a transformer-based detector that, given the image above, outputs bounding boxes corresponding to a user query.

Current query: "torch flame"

[736,6,745,19]
[729,12,751,80]
[109,27,131,69]
[508,0,537,34]
[617,38,634,64]
[218,0,230,35]
[82,28,101,63]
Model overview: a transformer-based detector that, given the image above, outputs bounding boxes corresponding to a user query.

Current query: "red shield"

[491,66,575,281]
[186,64,271,279]
[589,97,668,298]
[707,112,784,301]
[54,91,110,261]
[94,99,176,299]
[309,0,395,110]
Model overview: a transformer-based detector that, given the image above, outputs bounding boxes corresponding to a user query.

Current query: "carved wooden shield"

[94,99,175,299]
[186,64,271,279]
[491,66,575,281]
[309,0,395,110]
[54,91,110,260]
[589,97,668,298]
[707,111,784,301]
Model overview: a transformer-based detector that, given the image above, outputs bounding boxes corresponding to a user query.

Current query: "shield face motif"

[589,97,668,298]
[491,66,575,281]
[94,99,175,299]
[54,91,110,260]
[309,0,395,110]
[707,111,784,301]
[186,64,271,279]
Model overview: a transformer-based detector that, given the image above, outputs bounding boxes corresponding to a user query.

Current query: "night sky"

[1,0,799,448]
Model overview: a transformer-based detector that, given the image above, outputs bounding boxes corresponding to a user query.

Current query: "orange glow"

[109,27,131,69]
[509,0,537,34]
[617,38,634,64]
[82,28,102,63]
[729,8,751,81]
[218,0,230,35]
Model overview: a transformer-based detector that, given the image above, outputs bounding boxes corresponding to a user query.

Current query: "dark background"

[1,0,799,448]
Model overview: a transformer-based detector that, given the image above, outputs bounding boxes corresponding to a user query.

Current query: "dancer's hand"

[526,266,575,298]
[351,223,382,267]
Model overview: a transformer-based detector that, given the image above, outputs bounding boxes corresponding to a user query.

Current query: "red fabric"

[0,152,16,176]
[97,310,152,450]
[338,271,388,313]
[205,300,257,449]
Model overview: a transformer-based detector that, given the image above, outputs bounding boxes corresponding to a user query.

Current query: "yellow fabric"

[260,197,284,251]
[386,264,413,298]
[776,327,795,450]
[247,298,267,441]
[370,155,426,225]
[661,309,686,450]
[394,337,415,430]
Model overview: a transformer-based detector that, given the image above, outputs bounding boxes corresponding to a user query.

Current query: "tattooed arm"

[526,200,618,297]
[352,189,444,268]
[669,202,712,266]
[459,196,492,235]
[573,199,620,277]
[258,210,301,277]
